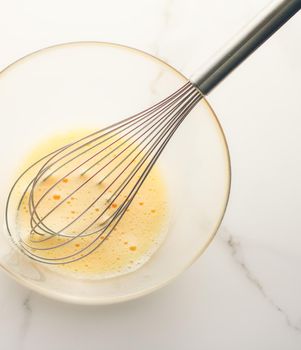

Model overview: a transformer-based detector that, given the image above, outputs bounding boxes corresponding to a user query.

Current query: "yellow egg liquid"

[17,130,169,279]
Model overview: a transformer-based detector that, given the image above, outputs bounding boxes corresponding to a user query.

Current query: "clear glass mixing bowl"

[0,42,230,304]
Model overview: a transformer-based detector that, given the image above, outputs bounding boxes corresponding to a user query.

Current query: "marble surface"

[0,0,301,349]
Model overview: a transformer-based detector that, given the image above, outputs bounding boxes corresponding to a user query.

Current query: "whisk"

[5,0,301,264]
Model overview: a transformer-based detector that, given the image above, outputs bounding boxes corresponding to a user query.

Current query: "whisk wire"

[28,84,200,238]
[6,82,202,264]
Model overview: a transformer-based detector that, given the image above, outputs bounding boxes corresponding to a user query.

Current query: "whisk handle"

[190,0,301,94]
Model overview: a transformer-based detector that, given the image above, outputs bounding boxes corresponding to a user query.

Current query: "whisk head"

[5,82,202,264]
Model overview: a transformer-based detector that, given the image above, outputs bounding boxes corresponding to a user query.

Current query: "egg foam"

[16,129,169,279]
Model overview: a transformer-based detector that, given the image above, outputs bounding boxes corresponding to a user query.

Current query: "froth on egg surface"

[17,129,169,279]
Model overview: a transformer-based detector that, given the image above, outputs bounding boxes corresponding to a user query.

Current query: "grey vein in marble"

[151,0,175,57]
[221,229,301,333]
[149,70,165,100]
[19,292,33,345]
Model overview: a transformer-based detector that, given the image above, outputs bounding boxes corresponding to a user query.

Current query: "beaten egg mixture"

[17,130,169,279]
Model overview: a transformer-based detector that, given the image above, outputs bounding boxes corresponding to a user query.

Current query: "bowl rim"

[0,40,231,305]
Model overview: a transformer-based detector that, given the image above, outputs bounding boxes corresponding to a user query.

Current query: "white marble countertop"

[0,0,301,349]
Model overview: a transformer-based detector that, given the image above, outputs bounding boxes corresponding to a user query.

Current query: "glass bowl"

[0,42,230,304]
